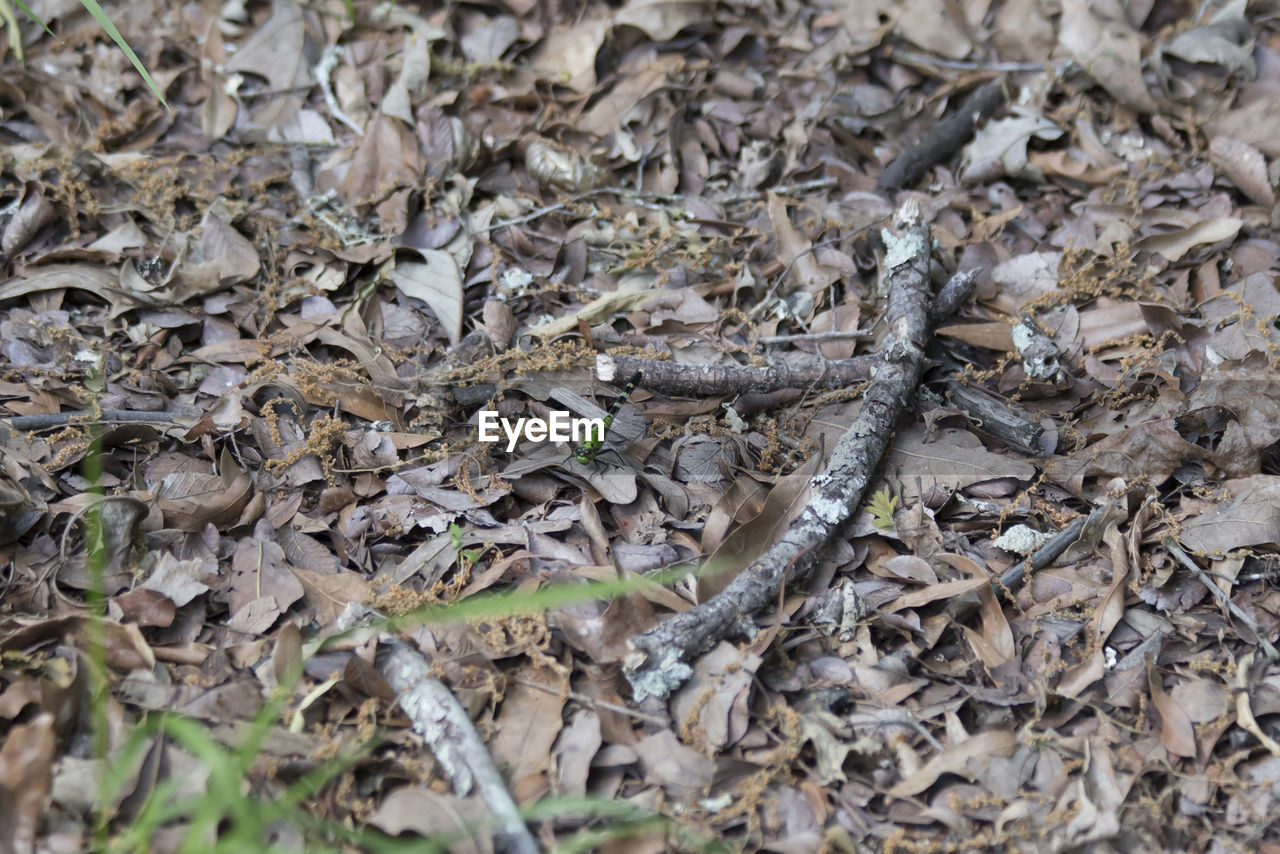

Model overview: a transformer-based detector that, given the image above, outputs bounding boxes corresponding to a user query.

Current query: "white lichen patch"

[883,229,928,268]
[1011,321,1035,354]
[993,524,1052,555]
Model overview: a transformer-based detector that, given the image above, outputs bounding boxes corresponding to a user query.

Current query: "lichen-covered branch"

[331,604,538,854]
[624,200,974,701]
[597,270,974,397]
[378,639,540,854]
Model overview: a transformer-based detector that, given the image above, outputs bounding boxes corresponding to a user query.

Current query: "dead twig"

[482,177,840,232]
[996,496,1125,592]
[877,80,1007,193]
[716,177,838,205]
[514,678,668,725]
[598,269,975,398]
[623,200,974,701]
[1164,539,1280,662]
[885,47,1049,73]
[848,711,946,753]
[943,380,1045,456]
[334,606,538,854]
[0,409,187,431]
[755,329,870,346]
[601,352,877,397]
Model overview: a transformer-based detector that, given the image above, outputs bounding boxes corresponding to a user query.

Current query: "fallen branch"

[600,352,877,398]
[943,380,1045,457]
[998,482,1146,592]
[877,80,1006,193]
[754,329,870,346]
[482,177,840,232]
[0,409,187,431]
[623,200,974,701]
[1165,539,1280,662]
[334,606,538,854]
[597,269,975,397]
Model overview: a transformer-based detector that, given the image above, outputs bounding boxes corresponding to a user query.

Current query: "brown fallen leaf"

[1057,523,1129,699]
[0,713,55,854]
[290,566,371,628]
[888,730,1019,797]
[1210,93,1280,158]
[697,452,821,601]
[669,641,759,753]
[1133,217,1242,262]
[767,192,840,295]
[488,668,567,804]
[366,787,493,853]
[632,729,713,797]
[884,427,1037,507]
[553,710,602,797]
[883,577,989,612]
[1058,0,1156,113]
[1148,662,1198,758]
[224,0,316,129]
[390,252,464,346]
[0,264,138,316]
[1209,137,1275,206]
[1179,477,1280,555]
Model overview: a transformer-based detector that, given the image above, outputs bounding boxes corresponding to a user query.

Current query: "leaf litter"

[0,0,1280,852]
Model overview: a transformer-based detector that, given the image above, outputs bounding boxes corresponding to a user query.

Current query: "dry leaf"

[1209,137,1274,206]
[390,253,464,345]
[888,730,1018,797]
[1058,0,1156,113]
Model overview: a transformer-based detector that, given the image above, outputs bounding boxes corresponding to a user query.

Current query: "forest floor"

[2,0,1280,851]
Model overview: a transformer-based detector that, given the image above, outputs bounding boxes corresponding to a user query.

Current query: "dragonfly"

[496,369,647,503]
[571,370,643,468]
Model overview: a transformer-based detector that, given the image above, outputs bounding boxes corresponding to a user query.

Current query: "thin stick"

[848,712,945,753]
[380,639,539,854]
[482,200,576,232]
[513,678,667,725]
[482,177,840,232]
[1164,539,1280,662]
[996,511,1093,590]
[624,201,975,701]
[717,177,838,205]
[877,80,1007,192]
[598,269,975,397]
[756,330,869,345]
[886,47,1048,73]
[332,606,538,854]
[1,410,185,431]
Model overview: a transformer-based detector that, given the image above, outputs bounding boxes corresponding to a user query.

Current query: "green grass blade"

[374,560,703,633]
[73,0,169,108]
[9,0,54,42]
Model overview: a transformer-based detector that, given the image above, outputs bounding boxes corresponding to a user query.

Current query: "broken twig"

[1165,539,1280,662]
[0,409,187,431]
[943,380,1045,457]
[334,605,538,854]
[623,200,974,701]
[598,269,976,397]
[877,80,1006,193]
